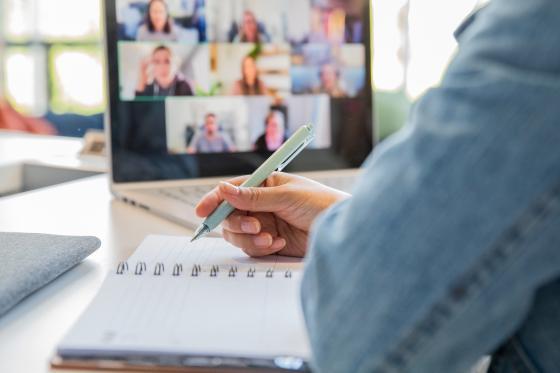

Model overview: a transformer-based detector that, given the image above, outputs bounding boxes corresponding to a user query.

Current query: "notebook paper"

[57,235,310,362]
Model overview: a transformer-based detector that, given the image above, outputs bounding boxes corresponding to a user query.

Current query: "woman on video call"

[254,110,287,152]
[314,63,347,98]
[135,45,193,97]
[137,0,180,41]
[231,55,268,96]
[233,10,270,43]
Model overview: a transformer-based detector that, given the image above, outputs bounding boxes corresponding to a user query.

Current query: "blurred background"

[0,0,489,139]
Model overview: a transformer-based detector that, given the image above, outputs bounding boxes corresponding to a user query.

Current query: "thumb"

[218,181,285,212]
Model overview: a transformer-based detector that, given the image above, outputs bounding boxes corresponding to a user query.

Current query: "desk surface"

[0,131,106,171]
[0,175,192,372]
[0,131,106,194]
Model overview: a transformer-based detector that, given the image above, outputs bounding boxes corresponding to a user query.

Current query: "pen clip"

[276,134,314,172]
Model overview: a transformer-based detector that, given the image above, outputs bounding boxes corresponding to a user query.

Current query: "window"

[374,0,490,99]
[373,0,489,139]
[1,0,104,117]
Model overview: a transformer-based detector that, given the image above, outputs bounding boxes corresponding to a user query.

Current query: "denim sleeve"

[301,0,560,372]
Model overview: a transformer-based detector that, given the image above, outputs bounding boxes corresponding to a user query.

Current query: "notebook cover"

[50,355,305,373]
[0,232,101,317]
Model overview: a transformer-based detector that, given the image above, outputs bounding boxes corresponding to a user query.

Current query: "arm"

[258,80,268,95]
[302,0,560,372]
[135,58,150,95]
[187,132,201,154]
[135,25,147,41]
[221,132,237,152]
[231,81,243,95]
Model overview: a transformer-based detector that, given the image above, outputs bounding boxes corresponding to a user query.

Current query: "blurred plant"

[195,81,222,97]
[247,43,262,59]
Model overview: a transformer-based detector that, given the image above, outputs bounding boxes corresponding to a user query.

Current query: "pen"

[191,124,315,242]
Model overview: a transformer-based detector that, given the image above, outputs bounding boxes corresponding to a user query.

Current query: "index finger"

[195,176,249,218]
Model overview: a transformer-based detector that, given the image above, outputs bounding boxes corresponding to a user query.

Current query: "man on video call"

[188,113,236,154]
[196,0,560,372]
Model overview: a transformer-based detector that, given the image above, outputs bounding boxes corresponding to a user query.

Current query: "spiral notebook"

[54,235,310,372]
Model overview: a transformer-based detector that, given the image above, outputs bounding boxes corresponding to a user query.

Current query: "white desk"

[0,175,193,372]
[0,131,106,195]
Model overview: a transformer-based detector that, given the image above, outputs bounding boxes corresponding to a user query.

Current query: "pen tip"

[191,225,209,243]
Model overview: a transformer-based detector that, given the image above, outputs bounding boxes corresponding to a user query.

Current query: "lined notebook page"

[58,235,310,360]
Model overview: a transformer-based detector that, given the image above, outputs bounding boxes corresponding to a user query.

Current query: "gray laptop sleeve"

[0,232,101,317]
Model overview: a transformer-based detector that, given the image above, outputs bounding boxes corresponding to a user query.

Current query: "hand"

[195,172,350,258]
[136,58,150,92]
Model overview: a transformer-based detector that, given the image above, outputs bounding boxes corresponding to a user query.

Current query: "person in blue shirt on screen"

[196,0,560,372]
[188,113,236,154]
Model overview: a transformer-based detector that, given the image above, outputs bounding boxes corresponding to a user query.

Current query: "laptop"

[103,0,375,230]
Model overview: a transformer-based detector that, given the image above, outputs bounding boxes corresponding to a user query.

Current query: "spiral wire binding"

[116,262,129,275]
[116,262,295,279]
[135,262,147,275]
[191,264,202,277]
[154,263,165,276]
[210,265,220,277]
[172,264,183,277]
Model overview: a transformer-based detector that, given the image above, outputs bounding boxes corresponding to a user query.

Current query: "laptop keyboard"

[151,174,356,208]
[153,185,214,207]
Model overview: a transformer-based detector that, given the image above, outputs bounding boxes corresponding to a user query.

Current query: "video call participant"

[233,10,270,43]
[135,45,194,98]
[231,56,268,96]
[313,63,347,98]
[307,7,329,43]
[188,113,236,154]
[254,110,288,153]
[137,0,180,41]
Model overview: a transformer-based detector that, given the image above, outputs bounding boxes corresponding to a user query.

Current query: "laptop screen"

[106,0,374,182]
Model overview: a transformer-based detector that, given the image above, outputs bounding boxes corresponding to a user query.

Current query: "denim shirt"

[301,0,560,372]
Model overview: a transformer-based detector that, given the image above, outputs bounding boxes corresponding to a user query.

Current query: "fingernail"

[220,182,240,195]
[254,234,272,247]
[271,238,286,250]
[241,220,259,234]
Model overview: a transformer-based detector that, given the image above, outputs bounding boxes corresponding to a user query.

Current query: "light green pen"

[191,124,315,242]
